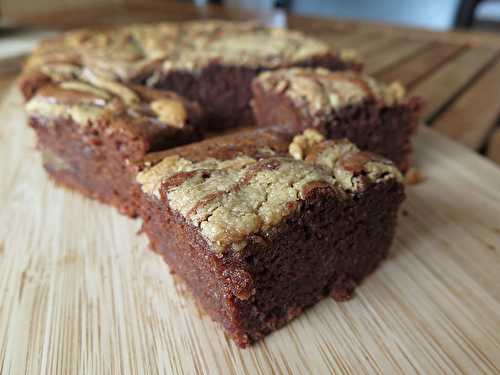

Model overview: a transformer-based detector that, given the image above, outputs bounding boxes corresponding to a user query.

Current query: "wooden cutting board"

[1,85,500,375]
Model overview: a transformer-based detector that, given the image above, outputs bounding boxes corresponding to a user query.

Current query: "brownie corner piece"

[24,76,203,217]
[251,68,423,171]
[137,129,405,347]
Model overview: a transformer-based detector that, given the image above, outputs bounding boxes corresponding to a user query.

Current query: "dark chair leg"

[275,0,291,8]
[455,0,481,28]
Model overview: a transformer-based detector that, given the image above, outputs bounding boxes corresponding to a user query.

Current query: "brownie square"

[25,75,202,217]
[137,128,405,347]
[251,68,423,171]
[149,21,362,129]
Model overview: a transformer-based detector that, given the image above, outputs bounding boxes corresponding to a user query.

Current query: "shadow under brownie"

[136,129,405,347]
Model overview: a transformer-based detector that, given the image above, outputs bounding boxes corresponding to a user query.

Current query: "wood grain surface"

[411,46,499,121]
[1,86,500,374]
[432,56,500,149]
[375,42,464,87]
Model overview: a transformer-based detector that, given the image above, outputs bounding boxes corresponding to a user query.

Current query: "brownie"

[18,21,409,348]
[137,129,405,347]
[19,21,361,130]
[251,68,423,171]
[150,21,361,129]
[25,75,203,217]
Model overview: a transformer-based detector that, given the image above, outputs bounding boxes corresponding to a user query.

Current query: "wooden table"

[3,1,500,165]
[1,3,500,374]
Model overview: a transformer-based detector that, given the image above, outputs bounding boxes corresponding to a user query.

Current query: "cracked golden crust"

[157,27,332,74]
[288,128,326,160]
[24,75,192,131]
[25,84,111,125]
[22,21,350,86]
[254,68,407,122]
[137,131,402,254]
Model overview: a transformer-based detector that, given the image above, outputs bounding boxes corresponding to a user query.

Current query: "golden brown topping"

[333,151,402,190]
[384,81,406,105]
[35,84,107,106]
[26,93,105,125]
[24,71,191,130]
[137,131,402,254]
[136,155,192,198]
[305,139,359,169]
[81,69,140,105]
[23,21,340,85]
[39,63,82,82]
[255,68,408,119]
[339,49,359,62]
[289,129,325,160]
[59,80,111,100]
[150,98,187,128]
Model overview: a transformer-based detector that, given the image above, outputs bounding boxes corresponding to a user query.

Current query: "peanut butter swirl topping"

[23,21,354,84]
[137,130,402,254]
[255,68,406,122]
[25,74,189,129]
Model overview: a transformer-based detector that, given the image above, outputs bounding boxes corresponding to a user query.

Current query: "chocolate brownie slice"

[149,21,361,129]
[25,75,202,216]
[137,129,405,347]
[251,68,422,171]
[19,21,361,130]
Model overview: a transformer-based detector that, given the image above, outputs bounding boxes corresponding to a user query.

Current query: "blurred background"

[1,0,499,63]
[226,0,500,30]
[1,0,500,31]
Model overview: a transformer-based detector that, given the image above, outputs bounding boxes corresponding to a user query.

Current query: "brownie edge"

[20,21,361,131]
[25,78,203,217]
[251,68,423,171]
[138,129,405,347]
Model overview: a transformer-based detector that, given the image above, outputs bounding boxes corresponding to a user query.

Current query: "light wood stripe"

[356,36,405,58]
[365,39,430,76]
[0,76,15,101]
[376,42,464,87]
[318,31,382,51]
[287,15,358,35]
[412,46,499,121]
[432,56,500,149]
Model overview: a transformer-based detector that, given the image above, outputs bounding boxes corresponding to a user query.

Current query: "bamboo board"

[1,86,500,374]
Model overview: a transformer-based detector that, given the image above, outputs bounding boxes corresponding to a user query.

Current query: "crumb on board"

[405,167,425,185]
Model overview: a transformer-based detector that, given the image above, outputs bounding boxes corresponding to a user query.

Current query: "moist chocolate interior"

[152,55,361,130]
[30,111,199,217]
[141,178,404,347]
